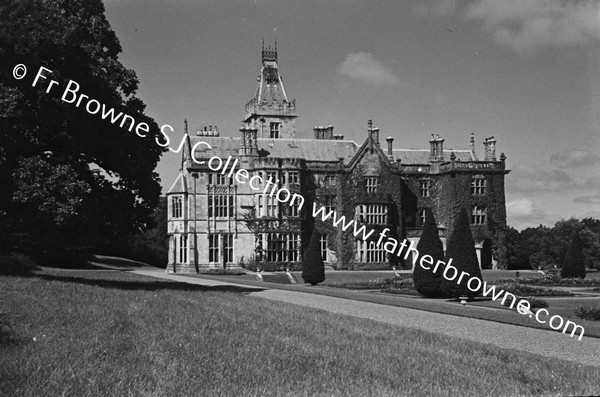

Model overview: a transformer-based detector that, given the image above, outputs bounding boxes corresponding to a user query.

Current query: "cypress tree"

[440,207,483,299]
[302,230,325,285]
[561,231,586,279]
[413,208,446,298]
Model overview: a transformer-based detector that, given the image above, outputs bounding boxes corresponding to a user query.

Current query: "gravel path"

[132,269,600,367]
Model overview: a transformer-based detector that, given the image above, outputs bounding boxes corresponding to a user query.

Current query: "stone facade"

[166,45,510,273]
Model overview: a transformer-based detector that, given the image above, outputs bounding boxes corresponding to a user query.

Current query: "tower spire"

[244,40,297,138]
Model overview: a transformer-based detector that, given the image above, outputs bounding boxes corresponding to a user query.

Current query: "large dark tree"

[561,231,586,279]
[0,0,165,263]
[302,230,325,285]
[413,208,446,298]
[440,207,483,299]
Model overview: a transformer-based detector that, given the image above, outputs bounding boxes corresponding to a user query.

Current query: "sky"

[103,0,600,230]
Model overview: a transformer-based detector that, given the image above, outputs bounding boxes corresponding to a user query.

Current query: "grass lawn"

[2,269,600,396]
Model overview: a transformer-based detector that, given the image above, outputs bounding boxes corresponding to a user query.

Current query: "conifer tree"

[302,230,325,285]
[561,231,586,279]
[440,207,483,299]
[413,208,446,297]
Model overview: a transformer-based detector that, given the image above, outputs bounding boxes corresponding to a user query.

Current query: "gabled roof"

[187,136,359,163]
[347,136,396,172]
[167,172,187,194]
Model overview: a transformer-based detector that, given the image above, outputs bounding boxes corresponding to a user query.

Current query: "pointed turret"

[244,41,297,139]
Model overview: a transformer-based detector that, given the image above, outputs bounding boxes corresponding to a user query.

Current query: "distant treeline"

[505,218,600,270]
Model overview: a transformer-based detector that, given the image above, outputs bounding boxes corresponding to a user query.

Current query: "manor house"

[166,44,510,273]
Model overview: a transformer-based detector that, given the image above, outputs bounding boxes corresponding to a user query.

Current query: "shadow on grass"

[36,274,264,294]
[92,255,160,269]
[0,315,29,348]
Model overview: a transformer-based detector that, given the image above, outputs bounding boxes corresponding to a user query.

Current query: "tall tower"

[243,40,297,139]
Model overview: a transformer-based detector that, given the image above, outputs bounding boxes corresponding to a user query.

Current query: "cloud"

[550,148,600,169]
[508,164,576,192]
[465,0,600,53]
[507,198,561,229]
[507,198,538,218]
[574,193,600,204]
[413,0,459,16]
[338,52,401,87]
[583,210,600,219]
[584,175,600,189]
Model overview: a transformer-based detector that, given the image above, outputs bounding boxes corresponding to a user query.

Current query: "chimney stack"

[436,134,444,161]
[239,125,248,155]
[313,126,323,140]
[386,137,394,160]
[429,134,445,161]
[324,125,334,140]
[372,127,380,145]
[248,125,258,155]
[483,136,497,160]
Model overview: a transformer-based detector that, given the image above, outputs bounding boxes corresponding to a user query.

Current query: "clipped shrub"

[413,208,446,298]
[574,305,600,321]
[239,255,261,272]
[302,230,325,285]
[440,207,483,299]
[561,231,586,279]
[0,253,37,276]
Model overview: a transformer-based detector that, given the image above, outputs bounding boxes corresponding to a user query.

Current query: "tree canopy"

[0,0,165,263]
[504,218,600,271]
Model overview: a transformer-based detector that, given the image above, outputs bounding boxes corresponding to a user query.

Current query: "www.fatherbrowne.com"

[203,154,585,342]
[23,63,584,341]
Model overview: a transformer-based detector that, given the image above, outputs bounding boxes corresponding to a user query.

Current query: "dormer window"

[269,122,280,139]
[365,177,379,193]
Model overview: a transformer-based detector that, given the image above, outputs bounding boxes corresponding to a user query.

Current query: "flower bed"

[574,305,600,321]
[495,274,600,287]
[491,282,573,297]
[329,277,412,290]
[381,288,421,296]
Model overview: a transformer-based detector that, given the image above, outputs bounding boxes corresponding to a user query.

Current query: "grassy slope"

[1,270,600,396]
